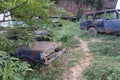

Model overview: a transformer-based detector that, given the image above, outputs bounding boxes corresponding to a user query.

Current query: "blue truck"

[80,9,120,36]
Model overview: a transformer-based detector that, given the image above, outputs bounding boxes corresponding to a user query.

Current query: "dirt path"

[63,36,93,80]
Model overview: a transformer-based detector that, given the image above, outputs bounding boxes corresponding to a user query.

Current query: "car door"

[103,10,120,33]
[93,12,105,32]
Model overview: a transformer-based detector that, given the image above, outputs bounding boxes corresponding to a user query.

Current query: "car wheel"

[88,27,97,36]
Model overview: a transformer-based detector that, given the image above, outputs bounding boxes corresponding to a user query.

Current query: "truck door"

[103,10,120,33]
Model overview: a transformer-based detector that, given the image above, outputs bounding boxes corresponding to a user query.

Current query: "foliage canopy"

[0,0,54,25]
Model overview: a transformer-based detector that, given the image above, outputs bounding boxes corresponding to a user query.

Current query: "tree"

[80,0,104,10]
[0,0,54,29]
[0,0,55,52]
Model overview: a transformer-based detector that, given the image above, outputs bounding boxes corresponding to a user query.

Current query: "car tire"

[88,27,97,36]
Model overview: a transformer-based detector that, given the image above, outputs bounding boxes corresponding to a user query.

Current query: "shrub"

[0,51,33,80]
[0,36,15,53]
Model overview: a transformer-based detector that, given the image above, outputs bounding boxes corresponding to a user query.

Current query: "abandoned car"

[16,41,65,66]
[80,9,120,36]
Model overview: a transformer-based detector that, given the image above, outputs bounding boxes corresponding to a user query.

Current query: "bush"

[0,51,33,80]
[84,60,120,80]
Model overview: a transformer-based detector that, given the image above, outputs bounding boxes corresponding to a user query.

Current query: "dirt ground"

[63,36,93,80]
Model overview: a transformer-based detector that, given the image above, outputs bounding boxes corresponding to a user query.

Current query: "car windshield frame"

[118,10,120,18]
[94,12,105,20]
[83,13,94,21]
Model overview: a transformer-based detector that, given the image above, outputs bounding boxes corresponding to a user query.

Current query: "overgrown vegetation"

[0,18,84,80]
[84,58,120,80]
[35,21,84,80]
[1,0,120,80]
[84,35,120,80]
[0,51,33,80]
[51,20,80,47]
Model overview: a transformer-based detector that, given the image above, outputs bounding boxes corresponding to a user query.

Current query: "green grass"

[83,34,120,80]
[67,50,84,67]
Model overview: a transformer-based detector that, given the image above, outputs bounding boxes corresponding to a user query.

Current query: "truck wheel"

[21,58,35,67]
[88,27,97,36]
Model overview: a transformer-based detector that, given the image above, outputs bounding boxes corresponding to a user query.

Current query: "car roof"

[84,9,120,15]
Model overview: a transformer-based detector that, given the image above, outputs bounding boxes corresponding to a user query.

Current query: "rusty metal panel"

[17,41,59,56]
[29,41,58,51]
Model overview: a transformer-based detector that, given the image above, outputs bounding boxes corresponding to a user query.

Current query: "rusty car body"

[80,9,120,36]
[16,41,65,65]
